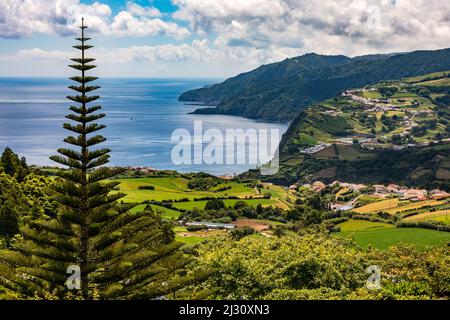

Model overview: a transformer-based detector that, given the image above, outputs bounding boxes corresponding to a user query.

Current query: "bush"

[186,224,208,232]
[0,202,19,238]
[322,217,349,225]
[138,185,155,190]
[215,186,231,192]
[263,192,271,199]
[273,225,286,237]
[396,220,450,232]
[229,226,256,240]
[233,201,248,210]
[205,199,226,210]
[187,177,219,191]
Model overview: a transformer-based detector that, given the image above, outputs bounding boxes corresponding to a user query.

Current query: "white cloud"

[0,40,283,64]
[110,11,189,39]
[0,0,189,39]
[126,2,161,17]
[1,0,450,77]
[0,41,302,77]
[173,0,450,55]
[0,48,71,61]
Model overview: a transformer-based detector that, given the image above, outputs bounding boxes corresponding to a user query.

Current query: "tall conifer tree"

[0,18,205,300]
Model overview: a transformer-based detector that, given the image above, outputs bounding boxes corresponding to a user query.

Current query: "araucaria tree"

[0,19,201,300]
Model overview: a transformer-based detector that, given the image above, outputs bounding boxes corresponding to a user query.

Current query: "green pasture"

[338,224,450,250]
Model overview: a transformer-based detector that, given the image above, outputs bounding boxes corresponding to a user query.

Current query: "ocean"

[0,78,288,175]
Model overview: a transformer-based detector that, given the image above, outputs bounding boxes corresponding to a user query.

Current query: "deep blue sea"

[0,78,287,175]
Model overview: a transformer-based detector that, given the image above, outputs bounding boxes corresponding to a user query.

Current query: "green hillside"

[180,48,450,122]
[246,70,450,189]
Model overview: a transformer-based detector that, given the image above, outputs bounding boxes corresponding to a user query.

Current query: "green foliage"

[0,171,53,236]
[396,220,450,232]
[204,199,225,210]
[179,203,289,224]
[186,224,208,232]
[187,176,220,191]
[0,201,19,239]
[137,185,155,190]
[378,86,398,97]
[0,147,29,182]
[229,226,256,240]
[184,232,449,299]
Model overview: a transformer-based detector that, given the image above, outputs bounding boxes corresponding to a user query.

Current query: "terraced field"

[353,198,399,213]
[353,198,448,216]
[405,210,450,225]
[386,200,447,215]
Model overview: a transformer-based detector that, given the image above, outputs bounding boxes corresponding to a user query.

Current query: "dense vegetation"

[180,48,450,122]
[182,232,449,300]
[0,22,205,300]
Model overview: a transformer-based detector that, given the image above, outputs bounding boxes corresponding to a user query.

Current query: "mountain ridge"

[180,48,450,122]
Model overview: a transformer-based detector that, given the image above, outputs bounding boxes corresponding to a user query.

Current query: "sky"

[0,0,449,78]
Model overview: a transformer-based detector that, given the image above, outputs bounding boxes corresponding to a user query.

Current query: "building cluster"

[294,180,450,203]
[331,181,367,192]
[126,166,155,174]
[373,184,449,201]
[341,90,397,112]
[294,181,327,193]
[298,143,331,155]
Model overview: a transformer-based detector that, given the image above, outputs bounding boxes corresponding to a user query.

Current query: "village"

[296,84,450,155]
[292,180,450,212]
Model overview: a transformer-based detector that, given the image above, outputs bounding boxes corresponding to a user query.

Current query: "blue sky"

[0,0,449,78]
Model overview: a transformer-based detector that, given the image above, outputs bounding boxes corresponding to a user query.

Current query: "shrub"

[215,186,231,192]
[229,226,256,240]
[187,177,219,191]
[138,185,155,190]
[396,220,450,232]
[233,201,248,210]
[205,199,226,210]
[322,217,349,225]
[186,225,208,232]
[0,202,19,238]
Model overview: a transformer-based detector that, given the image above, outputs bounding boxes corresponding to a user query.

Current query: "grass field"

[129,203,182,219]
[338,219,394,232]
[418,77,450,87]
[153,204,182,219]
[386,200,447,215]
[174,226,225,245]
[115,177,257,202]
[353,198,399,214]
[113,177,295,211]
[338,227,450,250]
[405,210,450,225]
[404,70,450,83]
